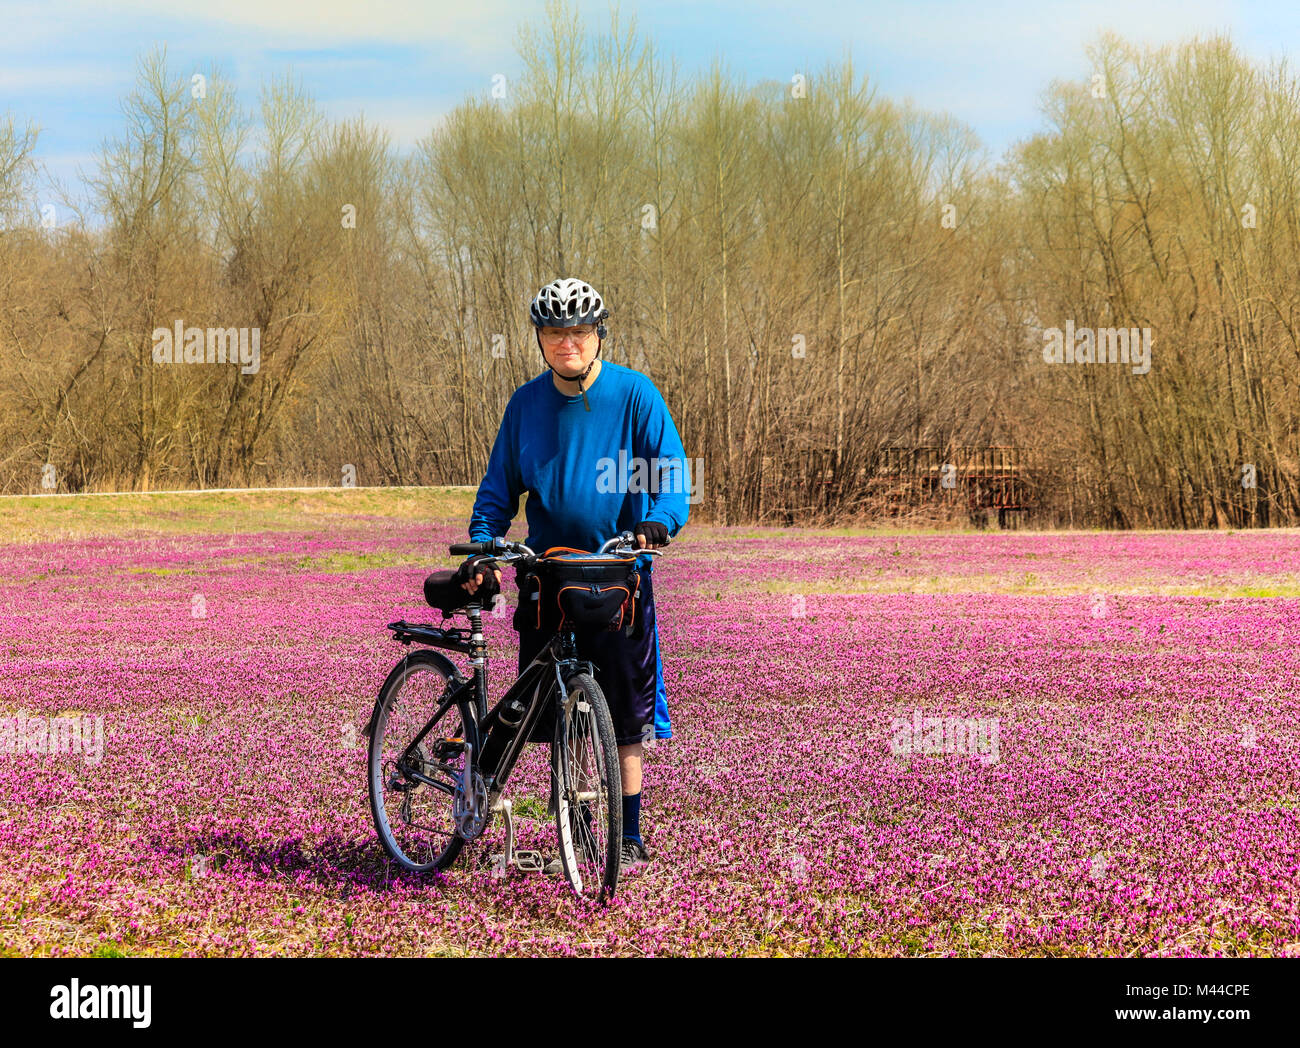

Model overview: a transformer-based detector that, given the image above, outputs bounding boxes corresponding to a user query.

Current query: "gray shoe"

[620,838,651,872]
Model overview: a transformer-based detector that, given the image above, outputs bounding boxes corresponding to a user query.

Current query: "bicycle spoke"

[369,658,469,872]
[554,679,618,898]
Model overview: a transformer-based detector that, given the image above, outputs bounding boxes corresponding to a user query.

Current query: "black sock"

[622,791,642,844]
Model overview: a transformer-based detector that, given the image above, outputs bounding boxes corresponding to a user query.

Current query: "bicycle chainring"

[453,768,490,841]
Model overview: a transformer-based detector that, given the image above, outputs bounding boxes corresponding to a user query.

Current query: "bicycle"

[364,530,666,900]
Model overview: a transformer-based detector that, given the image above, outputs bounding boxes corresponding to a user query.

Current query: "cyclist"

[458,277,689,870]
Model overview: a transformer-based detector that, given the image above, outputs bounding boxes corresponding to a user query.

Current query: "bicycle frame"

[380,616,594,798]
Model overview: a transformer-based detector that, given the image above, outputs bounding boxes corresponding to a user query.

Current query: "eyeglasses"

[539,326,596,345]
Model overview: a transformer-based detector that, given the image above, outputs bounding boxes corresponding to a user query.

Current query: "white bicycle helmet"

[529,278,610,410]
[529,277,610,334]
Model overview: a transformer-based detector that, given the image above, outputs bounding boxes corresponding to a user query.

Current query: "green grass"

[89,945,130,958]
[511,796,549,821]
[696,525,979,539]
[0,487,485,543]
[10,489,1300,601]
[727,576,1300,599]
[294,550,433,573]
[117,548,437,577]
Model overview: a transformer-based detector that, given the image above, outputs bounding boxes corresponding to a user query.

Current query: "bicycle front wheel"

[368,649,477,873]
[551,672,622,900]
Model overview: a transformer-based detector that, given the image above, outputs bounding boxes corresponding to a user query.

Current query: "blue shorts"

[516,568,670,746]
[653,635,671,740]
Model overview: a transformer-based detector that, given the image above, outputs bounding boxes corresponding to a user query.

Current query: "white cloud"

[320,97,457,148]
[0,66,124,92]
[57,0,540,51]
[792,0,1244,131]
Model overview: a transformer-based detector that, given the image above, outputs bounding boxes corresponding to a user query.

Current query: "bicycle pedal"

[513,850,544,873]
[486,850,545,875]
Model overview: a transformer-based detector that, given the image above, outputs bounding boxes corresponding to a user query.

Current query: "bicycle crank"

[453,742,489,840]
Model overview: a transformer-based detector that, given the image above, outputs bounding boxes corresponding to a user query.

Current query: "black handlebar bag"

[514,547,641,636]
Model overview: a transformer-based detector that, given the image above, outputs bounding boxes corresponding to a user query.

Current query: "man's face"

[539,324,597,376]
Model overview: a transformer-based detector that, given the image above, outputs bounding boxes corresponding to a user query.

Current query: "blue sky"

[3,0,1294,213]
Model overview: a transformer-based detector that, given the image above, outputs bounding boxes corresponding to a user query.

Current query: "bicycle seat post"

[466,606,489,722]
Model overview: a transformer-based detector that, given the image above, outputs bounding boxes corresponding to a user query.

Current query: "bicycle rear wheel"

[551,672,622,900]
[368,649,477,873]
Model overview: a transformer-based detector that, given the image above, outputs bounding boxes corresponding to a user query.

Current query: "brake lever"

[619,529,671,554]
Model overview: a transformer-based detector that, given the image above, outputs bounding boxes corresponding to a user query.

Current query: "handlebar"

[600,529,671,554]
[449,530,670,564]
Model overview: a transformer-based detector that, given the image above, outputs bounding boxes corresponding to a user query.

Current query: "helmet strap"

[537,332,602,412]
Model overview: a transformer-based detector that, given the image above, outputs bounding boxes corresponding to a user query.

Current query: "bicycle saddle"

[424,570,472,613]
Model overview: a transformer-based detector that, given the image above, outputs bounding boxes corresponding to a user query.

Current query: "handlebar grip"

[449,542,491,556]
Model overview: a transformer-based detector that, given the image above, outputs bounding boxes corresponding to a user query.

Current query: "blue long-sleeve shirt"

[468,362,690,572]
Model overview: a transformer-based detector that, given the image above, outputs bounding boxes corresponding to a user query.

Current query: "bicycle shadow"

[148,829,463,895]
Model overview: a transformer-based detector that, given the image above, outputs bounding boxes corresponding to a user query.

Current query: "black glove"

[456,555,501,597]
[634,520,669,548]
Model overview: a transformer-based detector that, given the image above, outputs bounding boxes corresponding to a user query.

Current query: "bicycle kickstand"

[489,797,544,877]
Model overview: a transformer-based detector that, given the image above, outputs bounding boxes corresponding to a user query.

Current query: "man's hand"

[457,556,503,596]
[634,520,669,549]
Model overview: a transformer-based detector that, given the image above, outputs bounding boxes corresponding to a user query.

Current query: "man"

[459,277,689,870]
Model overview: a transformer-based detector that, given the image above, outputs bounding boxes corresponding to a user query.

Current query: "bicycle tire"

[368,649,478,873]
[551,671,622,900]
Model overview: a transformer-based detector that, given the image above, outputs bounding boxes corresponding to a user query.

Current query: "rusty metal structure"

[875,445,1034,525]
[777,444,1036,526]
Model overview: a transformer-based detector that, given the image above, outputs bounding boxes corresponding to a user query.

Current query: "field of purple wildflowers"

[2,493,1298,956]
